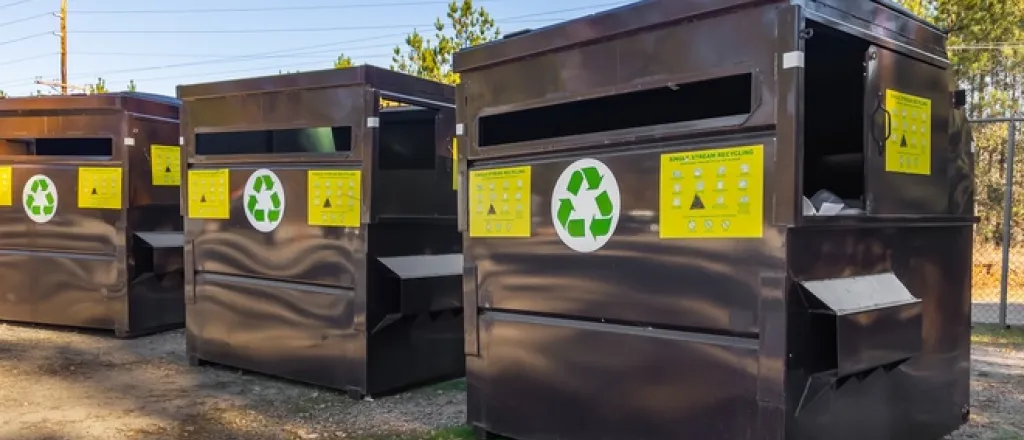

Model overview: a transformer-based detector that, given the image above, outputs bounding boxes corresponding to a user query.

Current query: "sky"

[0,0,627,97]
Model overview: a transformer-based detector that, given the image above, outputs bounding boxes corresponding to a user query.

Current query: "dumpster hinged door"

[863,44,951,216]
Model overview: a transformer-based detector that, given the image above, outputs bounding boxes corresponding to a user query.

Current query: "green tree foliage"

[391,0,500,84]
[127,80,137,92]
[86,77,109,94]
[0,90,6,98]
[334,53,354,69]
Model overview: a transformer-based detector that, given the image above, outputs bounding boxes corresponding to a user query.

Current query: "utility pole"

[60,0,67,95]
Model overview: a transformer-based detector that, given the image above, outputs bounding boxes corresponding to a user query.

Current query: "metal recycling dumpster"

[178,65,465,397]
[454,1,975,439]
[0,92,185,337]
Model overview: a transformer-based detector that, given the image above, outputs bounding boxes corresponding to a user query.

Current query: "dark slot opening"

[802,22,869,209]
[0,137,114,157]
[477,73,753,147]
[195,126,352,155]
[378,105,438,170]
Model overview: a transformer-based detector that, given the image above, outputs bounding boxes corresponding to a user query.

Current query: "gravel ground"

[0,324,466,440]
[0,323,1023,440]
[949,335,1024,440]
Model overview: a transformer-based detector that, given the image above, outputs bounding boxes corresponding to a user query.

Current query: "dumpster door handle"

[871,94,891,157]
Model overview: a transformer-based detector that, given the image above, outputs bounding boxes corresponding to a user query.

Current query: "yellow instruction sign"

[151,144,181,186]
[307,170,361,227]
[659,145,764,239]
[0,166,11,206]
[468,166,531,238]
[188,169,230,219]
[885,89,932,175]
[78,167,123,209]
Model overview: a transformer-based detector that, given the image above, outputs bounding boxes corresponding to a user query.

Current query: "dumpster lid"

[798,273,918,315]
[378,254,462,279]
[134,232,184,249]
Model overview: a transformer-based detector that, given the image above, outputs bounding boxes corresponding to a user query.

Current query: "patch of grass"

[425,378,467,393]
[422,426,475,440]
[973,324,1024,347]
[356,426,475,440]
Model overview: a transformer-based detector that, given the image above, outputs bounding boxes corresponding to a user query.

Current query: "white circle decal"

[23,174,58,224]
[243,169,286,233]
[551,158,621,253]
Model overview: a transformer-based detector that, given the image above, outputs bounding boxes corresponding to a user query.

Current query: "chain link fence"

[971,119,1024,326]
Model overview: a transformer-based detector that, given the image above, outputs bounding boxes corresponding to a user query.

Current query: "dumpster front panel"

[0,94,182,335]
[469,137,782,335]
[0,123,127,330]
[471,312,760,440]
[464,133,786,439]
[458,3,778,160]
[191,272,360,389]
[457,0,970,438]
[190,165,362,288]
[187,159,367,388]
[182,80,376,392]
[182,67,463,397]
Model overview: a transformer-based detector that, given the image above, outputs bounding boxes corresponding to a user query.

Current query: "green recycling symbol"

[551,158,621,253]
[23,174,58,224]
[243,169,285,233]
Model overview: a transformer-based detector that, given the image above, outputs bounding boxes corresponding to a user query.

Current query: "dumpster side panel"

[785,225,972,439]
[125,116,185,334]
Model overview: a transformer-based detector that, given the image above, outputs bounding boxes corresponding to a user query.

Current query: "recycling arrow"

[582,166,602,190]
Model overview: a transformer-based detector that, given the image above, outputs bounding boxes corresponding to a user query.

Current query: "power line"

[68,3,623,34]
[3,3,627,87]
[66,33,409,79]
[63,2,604,79]
[70,16,572,34]
[127,58,392,84]
[0,31,50,46]
[69,0,506,14]
[73,45,392,59]
[0,0,36,10]
[0,11,51,28]
[2,53,57,65]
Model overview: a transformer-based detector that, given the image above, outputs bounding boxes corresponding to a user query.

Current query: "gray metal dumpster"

[454,0,975,439]
[178,65,464,398]
[0,93,184,337]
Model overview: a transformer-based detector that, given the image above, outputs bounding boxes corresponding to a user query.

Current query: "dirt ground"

[951,331,1024,440]
[0,324,1023,440]
[0,325,466,440]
